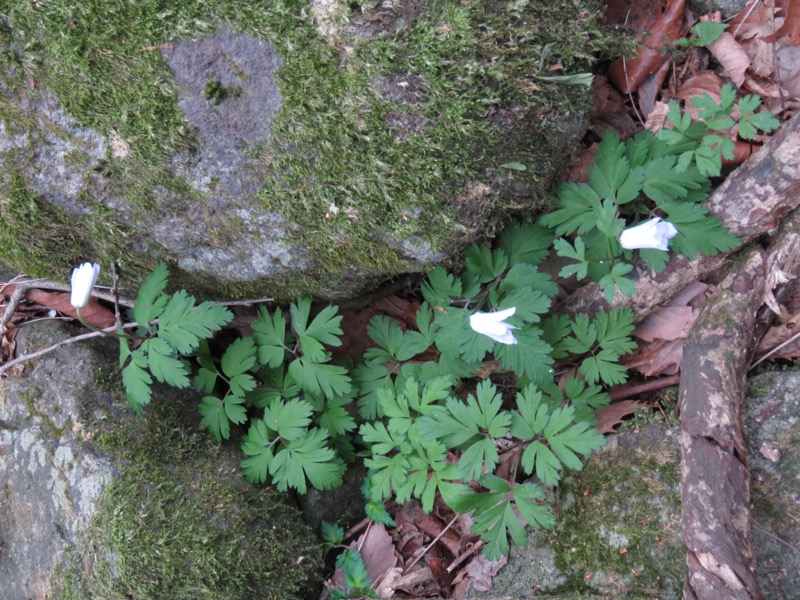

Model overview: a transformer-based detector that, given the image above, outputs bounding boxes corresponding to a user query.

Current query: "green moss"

[551,429,685,597]
[51,393,322,600]
[0,170,87,276]
[1,0,619,298]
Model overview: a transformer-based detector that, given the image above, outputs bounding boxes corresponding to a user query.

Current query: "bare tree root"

[559,112,800,321]
[679,246,765,600]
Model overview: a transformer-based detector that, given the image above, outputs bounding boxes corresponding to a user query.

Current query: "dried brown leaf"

[638,59,672,118]
[644,100,671,132]
[359,523,398,584]
[776,44,800,96]
[763,0,800,43]
[595,400,649,434]
[757,312,800,359]
[465,554,508,593]
[633,306,697,342]
[25,289,116,328]
[607,0,686,94]
[708,32,751,87]
[676,72,725,121]
[625,338,685,376]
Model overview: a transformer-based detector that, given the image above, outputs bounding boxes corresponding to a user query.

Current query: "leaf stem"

[0,321,143,376]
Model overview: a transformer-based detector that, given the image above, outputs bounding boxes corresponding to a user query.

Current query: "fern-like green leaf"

[199,395,246,442]
[252,306,288,368]
[144,337,189,388]
[132,263,169,326]
[465,245,509,283]
[289,357,351,398]
[221,336,257,377]
[421,266,463,306]
[157,291,232,354]
[499,222,553,266]
[263,397,313,441]
[122,349,152,417]
[270,428,344,493]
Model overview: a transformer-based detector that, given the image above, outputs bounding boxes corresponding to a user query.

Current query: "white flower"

[619,217,678,251]
[469,307,518,345]
[70,262,100,309]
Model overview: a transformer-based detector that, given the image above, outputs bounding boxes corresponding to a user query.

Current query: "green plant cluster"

[659,83,780,177]
[120,264,233,416]
[120,222,635,561]
[320,523,378,600]
[540,88,777,299]
[114,89,778,565]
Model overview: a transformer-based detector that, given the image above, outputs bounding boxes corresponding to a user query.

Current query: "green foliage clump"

[110,89,778,567]
[658,83,780,177]
[540,89,778,299]
[118,221,637,561]
[120,264,233,416]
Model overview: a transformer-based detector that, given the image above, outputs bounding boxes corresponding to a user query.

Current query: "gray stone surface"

[746,372,800,600]
[0,322,322,599]
[688,0,750,18]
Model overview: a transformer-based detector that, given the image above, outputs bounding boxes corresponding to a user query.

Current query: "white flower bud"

[469,307,518,345]
[70,262,100,309]
[619,217,678,251]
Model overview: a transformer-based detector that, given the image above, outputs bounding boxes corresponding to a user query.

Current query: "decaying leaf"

[595,400,650,434]
[757,311,800,360]
[359,523,398,584]
[676,72,725,121]
[625,338,686,376]
[762,0,800,44]
[624,283,708,378]
[465,554,507,593]
[708,31,751,87]
[25,289,116,328]
[632,306,698,342]
[607,0,686,93]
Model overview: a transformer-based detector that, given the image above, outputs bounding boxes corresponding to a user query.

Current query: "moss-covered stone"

[473,425,686,599]
[0,322,322,600]
[55,399,324,600]
[0,0,617,300]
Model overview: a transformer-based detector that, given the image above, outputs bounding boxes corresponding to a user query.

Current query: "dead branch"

[679,246,765,600]
[559,112,800,321]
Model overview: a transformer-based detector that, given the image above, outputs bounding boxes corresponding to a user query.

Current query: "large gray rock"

[688,0,749,19]
[0,0,606,300]
[0,322,323,600]
[472,372,800,599]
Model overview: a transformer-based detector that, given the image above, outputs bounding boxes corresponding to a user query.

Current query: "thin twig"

[608,374,681,400]
[731,0,762,38]
[748,328,800,371]
[112,263,124,331]
[2,277,273,309]
[620,9,646,128]
[0,279,28,330]
[217,296,274,307]
[356,521,373,553]
[404,514,459,573]
[752,524,800,556]
[0,321,141,377]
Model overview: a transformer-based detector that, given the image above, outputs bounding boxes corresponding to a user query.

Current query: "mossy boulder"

[0,322,323,600]
[470,425,686,599]
[0,0,611,300]
[471,375,800,599]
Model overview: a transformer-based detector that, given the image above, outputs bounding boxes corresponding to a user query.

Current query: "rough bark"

[559,112,800,320]
[753,206,800,343]
[679,247,765,600]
